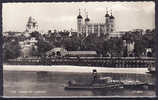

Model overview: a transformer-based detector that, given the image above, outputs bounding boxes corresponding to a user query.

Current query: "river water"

[3,65,156,97]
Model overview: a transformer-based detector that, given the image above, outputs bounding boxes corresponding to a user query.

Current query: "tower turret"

[85,12,90,25]
[105,8,110,35]
[26,16,38,33]
[105,8,110,17]
[77,9,83,36]
[84,11,90,36]
[110,10,114,19]
[109,10,115,32]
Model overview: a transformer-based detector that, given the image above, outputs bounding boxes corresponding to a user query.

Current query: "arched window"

[56,51,61,56]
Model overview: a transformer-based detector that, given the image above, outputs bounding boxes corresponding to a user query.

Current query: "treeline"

[3,29,155,61]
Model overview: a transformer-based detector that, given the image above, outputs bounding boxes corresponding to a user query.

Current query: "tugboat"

[64,69,124,90]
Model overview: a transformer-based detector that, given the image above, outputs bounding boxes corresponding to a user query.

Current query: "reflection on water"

[3,70,156,96]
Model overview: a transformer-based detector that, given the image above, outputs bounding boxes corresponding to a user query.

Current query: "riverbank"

[3,65,149,74]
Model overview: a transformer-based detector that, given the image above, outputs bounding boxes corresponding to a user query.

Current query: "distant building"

[108,31,126,39]
[69,29,78,37]
[145,48,152,57]
[67,51,97,57]
[133,29,143,34]
[46,48,68,57]
[3,31,22,37]
[77,8,115,37]
[123,40,135,56]
[46,47,97,57]
[19,37,38,57]
[25,16,39,33]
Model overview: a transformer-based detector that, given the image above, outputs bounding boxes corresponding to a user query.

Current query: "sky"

[3,1,155,32]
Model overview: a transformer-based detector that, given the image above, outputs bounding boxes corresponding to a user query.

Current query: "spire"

[86,11,88,18]
[77,8,83,19]
[79,8,81,15]
[28,16,32,23]
[84,8,86,17]
[106,7,108,14]
[85,11,90,22]
[105,7,109,17]
[110,9,114,19]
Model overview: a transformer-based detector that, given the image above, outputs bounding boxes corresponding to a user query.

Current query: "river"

[3,65,156,97]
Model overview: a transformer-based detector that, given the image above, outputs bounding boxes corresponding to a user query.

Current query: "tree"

[3,40,21,61]
[134,40,145,57]
[103,38,123,57]
[36,39,54,56]
[30,31,40,39]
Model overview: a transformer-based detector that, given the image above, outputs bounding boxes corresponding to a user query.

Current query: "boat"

[122,80,146,89]
[64,76,124,90]
[122,80,155,90]
[64,69,154,90]
[65,69,124,90]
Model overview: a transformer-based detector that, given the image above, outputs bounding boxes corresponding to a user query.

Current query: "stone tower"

[109,10,115,33]
[85,12,90,25]
[26,16,38,33]
[105,8,110,35]
[85,11,90,36]
[77,9,83,36]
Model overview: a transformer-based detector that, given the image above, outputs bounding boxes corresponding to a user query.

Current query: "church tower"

[105,8,110,35]
[109,10,115,33]
[77,9,83,36]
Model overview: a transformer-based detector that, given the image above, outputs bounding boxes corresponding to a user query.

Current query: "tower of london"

[77,8,115,37]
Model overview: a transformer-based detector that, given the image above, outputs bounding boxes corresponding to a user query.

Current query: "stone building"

[123,40,135,56]
[19,37,38,57]
[25,16,39,33]
[77,8,115,37]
